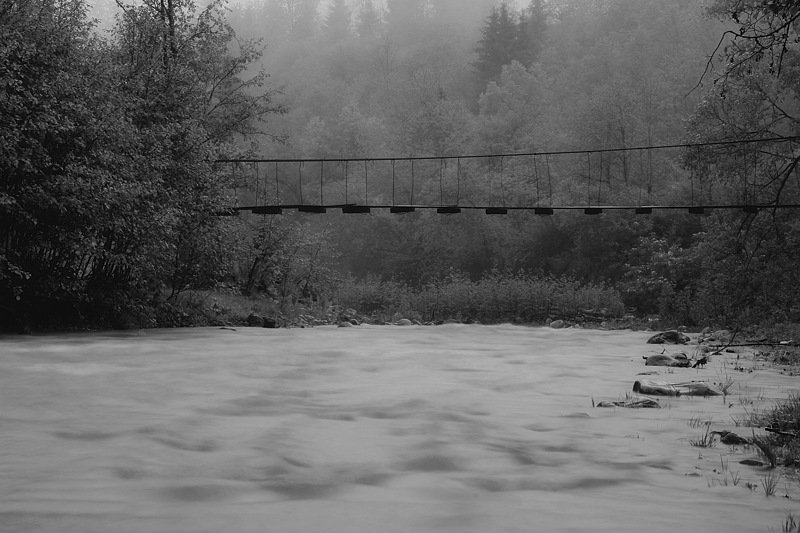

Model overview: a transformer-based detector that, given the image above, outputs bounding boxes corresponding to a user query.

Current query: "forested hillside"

[225,0,718,291]
[3,0,800,330]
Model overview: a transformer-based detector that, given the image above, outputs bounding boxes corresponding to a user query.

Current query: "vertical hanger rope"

[411,159,415,205]
[456,158,461,205]
[545,154,553,206]
[298,162,304,205]
[586,153,592,207]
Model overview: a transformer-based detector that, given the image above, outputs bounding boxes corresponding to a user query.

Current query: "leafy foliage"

[0,0,282,329]
[334,269,624,324]
[237,213,340,307]
[707,0,800,78]
[6,0,800,331]
[680,0,800,328]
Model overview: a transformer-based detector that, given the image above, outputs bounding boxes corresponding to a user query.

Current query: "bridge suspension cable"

[214,136,800,216]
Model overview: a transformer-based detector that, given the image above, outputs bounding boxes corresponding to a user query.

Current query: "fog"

[2,326,797,532]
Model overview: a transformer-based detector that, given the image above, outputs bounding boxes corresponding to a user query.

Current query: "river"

[1,325,798,532]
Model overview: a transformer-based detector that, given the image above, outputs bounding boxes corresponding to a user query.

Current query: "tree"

[294,0,320,39]
[705,0,800,79]
[238,215,339,305]
[678,0,800,326]
[475,61,546,153]
[261,0,292,41]
[687,0,800,207]
[426,0,495,34]
[354,0,382,39]
[385,0,426,43]
[0,0,124,327]
[518,0,547,65]
[110,0,283,294]
[473,2,523,90]
[323,0,352,41]
[267,0,319,40]
[618,233,701,317]
[0,0,283,329]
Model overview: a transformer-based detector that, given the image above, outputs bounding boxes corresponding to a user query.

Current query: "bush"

[747,392,800,468]
[333,270,624,324]
[333,274,418,321]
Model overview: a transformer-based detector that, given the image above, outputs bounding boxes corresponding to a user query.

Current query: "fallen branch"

[765,427,800,439]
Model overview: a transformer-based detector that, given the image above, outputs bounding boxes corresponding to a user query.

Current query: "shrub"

[744,393,800,467]
[333,270,624,324]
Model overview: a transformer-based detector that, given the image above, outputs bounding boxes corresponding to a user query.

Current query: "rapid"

[1,325,799,532]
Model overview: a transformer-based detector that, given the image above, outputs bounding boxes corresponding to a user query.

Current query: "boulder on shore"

[646,330,690,344]
[712,329,732,343]
[247,313,264,327]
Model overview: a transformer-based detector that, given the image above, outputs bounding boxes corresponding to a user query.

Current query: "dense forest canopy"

[2,0,800,330]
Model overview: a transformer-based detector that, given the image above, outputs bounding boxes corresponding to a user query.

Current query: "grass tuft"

[715,372,736,397]
[784,511,798,532]
[752,431,779,467]
[762,470,780,497]
[689,421,716,448]
[688,415,712,429]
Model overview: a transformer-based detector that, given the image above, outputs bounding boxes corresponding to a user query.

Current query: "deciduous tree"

[0,0,283,329]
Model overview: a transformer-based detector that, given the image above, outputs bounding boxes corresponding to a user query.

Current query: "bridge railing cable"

[214,136,800,216]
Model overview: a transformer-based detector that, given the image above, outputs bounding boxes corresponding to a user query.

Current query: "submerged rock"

[712,430,750,445]
[644,352,691,367]
[739,459,764,466]
[596,398,660,408]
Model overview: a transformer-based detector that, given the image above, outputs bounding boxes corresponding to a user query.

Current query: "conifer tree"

[323,0,352,41]
[385,0,425,42]
[355,0,381,39]
[279,0,318,40]
[518,0,547,65]
[473,2,520,89]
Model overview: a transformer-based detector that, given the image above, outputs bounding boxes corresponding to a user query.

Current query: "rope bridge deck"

[215,136,800,216]
[214,203,800,216]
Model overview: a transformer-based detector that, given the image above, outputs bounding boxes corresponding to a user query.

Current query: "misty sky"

[88,0,527,27]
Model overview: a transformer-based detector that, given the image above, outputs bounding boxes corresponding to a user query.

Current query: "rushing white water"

[1,325,799,533]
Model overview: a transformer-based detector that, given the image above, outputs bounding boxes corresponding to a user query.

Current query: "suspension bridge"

[215,136,800,216]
